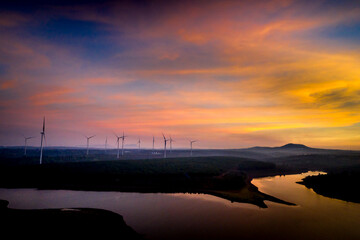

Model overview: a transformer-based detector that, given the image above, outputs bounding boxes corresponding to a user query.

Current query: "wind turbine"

[39,117,45,165]
[152,136,155,151]
[23,136,34,157]
[169,135,174,153]
[189,140,197,157]
[120,132,127,156]
[138,138,141,151]
[162,133,169,158]
[85,135,95,156]
[115,131,127,158]
[114,133,121,159]
[105,136,108,153]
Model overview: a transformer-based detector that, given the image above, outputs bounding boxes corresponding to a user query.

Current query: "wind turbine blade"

[89,135,95,139]
[43,117,45,132]
[162,133,166,140]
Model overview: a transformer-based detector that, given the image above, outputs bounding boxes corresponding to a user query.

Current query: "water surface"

[1,171,359,240]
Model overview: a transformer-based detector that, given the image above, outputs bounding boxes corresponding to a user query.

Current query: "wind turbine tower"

[169,136,174,153]
[39,117,45,165]
[138,138,141,151]
[23,136,34,157]
[120,132,127,156]
[105,136,108,153]
[189,140,197,157]
[162,133,169,158]
[114,133,121,159]
[85,135,95,156]
[152,136,155,151]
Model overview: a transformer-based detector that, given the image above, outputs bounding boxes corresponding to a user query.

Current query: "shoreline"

[0,177,296,208]
[297,171,360,204]
[0,157,300,208]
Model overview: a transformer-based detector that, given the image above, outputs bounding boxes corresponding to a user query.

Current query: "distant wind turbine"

[23,136,34,157]
[189,140,197,156]
[115,131,127,158]
[138,138,141,151]
[162,133,169,158]
[39,117,45,165]
[152,136,155,151]
[120,132,127,156]
[114,133,121,158]
[169,135,174,153]
[105,136,108,153]
[85,135,95,156]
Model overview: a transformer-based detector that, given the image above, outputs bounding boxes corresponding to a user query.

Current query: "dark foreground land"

[298,166,360,203]
[0,199,142,239]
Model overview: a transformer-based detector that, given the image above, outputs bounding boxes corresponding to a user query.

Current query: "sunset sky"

[1,0,360,149]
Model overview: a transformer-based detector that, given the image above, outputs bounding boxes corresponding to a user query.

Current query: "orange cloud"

[29,87,89,106]
[0,79,17,90]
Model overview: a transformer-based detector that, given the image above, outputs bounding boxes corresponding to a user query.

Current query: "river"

[0,171,359,240]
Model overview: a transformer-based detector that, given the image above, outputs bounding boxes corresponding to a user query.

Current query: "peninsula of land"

[298,168,360,203]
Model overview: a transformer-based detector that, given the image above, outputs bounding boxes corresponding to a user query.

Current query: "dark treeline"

[1,146,360,205]
[299,166,360,203]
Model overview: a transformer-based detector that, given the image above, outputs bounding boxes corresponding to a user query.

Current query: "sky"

[0,0,360,149]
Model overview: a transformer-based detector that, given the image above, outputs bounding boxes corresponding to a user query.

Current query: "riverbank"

[0,157,296,208]
[297,168,360,203]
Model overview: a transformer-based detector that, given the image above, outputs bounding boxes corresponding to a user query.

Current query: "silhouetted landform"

[265,154,360,172]
[278,143,310,149]
[0,157,295,208]
[1,145,360,206]
[244,143,360,159]
[0,199,142,239]
[1,143,359,164]
[298,167,360,203]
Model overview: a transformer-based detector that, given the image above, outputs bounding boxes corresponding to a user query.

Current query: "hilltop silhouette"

[278,143,310,149]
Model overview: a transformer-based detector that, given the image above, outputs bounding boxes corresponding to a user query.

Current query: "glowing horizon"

[1,0,360,150]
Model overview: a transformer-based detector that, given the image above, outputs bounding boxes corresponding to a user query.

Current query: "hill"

[278,143,310,149]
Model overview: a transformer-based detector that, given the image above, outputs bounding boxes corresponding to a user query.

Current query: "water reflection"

[0,171,359,240]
